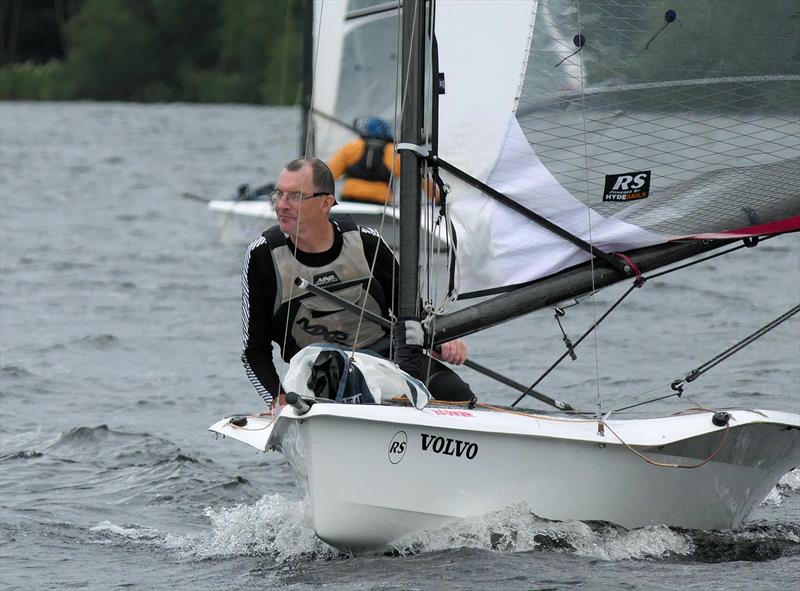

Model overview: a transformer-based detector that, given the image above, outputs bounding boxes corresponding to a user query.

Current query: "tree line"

[0,0,303,103]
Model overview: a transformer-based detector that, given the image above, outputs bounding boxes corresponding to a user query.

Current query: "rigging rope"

[554,307,578,361]
[510,282,638,408]
[603,420,730,470]
[510,237,776,409]
[672,303,800,392]
[603,291,797,415]
[393,397,732,470]
[569,0,605,422]
[351,0,408,362]
[276,0,329,404]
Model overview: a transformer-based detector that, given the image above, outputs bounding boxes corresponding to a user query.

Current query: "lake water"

[1,102,798,590]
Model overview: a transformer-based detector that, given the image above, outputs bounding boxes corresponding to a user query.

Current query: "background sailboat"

[211,0,799,552]
[199,0,405,245]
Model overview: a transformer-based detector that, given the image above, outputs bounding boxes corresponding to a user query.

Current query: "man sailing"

[241,157,473,408]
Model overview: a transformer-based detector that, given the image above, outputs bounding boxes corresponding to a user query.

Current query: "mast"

[397,0,425,319]
[392,0,427,375]
[299,0,314,155]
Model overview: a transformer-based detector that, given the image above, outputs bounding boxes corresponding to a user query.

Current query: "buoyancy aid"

[346,138,392,183]
[263,219,389,352]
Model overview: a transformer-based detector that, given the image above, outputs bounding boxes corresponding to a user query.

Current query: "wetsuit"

[241,219,474,405]
[327,138,397,204]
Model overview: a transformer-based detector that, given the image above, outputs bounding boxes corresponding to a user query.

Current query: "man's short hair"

[285,158,335,196]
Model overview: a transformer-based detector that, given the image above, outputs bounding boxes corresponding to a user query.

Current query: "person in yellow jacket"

[327,117,398,205]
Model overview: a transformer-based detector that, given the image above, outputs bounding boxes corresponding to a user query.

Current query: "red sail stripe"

[686,215,800,240]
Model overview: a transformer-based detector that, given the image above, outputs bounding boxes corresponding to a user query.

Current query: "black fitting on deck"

[285,391,311,416]
[712,411,731,427]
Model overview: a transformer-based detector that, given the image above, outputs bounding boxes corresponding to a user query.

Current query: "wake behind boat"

[210,0,800,552]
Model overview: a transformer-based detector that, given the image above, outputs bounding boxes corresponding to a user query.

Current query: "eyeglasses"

[271,189,331,205]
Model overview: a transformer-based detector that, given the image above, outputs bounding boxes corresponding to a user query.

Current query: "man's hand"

[433,339,468,365]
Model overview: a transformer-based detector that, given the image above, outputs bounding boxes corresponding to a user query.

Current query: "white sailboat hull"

[207,200,402,247]
[216,404,800,551]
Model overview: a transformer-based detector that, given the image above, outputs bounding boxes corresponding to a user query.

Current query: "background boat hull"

[207,200,402,247]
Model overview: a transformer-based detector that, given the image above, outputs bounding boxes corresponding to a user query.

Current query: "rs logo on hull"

[420,433,478,460]
[388,431,407,464]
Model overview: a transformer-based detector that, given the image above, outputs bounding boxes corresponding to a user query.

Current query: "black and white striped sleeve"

[241,236,281,405]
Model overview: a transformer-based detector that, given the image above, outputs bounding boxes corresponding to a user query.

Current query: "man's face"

[274,165,330,238]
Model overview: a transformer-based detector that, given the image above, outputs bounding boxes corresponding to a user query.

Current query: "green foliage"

[0,0,303,103]
[217,0,301,104]
[0,61,69,99]
[148,0,222,98]
[62,0,163,100]
[179,68,255,104]
[261,7,302,105]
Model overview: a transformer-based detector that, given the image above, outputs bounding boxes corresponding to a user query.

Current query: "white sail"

[436,0,800,297]
[312,0,400,158]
